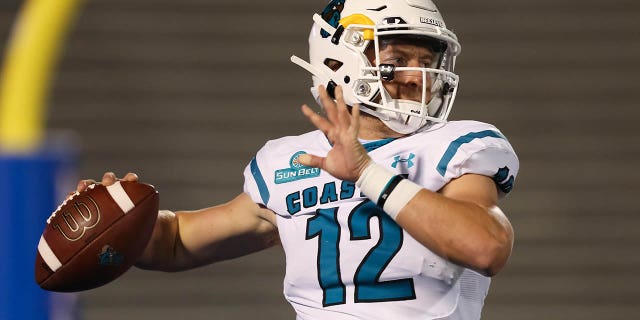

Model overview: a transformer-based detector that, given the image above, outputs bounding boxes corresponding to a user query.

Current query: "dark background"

[1,0,639,319]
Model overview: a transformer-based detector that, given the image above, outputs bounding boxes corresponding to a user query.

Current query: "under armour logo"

[391,153,416,168]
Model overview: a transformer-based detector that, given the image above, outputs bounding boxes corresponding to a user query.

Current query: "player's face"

[366,40,437,103]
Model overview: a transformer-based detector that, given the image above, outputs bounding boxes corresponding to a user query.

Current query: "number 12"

[305,201,416,306]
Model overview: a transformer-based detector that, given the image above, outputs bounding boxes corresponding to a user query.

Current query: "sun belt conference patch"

[275,151,321,184]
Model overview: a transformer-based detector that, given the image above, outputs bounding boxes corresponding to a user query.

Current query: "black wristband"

[377,175,404,208]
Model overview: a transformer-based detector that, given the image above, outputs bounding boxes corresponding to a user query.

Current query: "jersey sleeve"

[460,146,519,196]
[438,125,519,198]
[242,146,271,207]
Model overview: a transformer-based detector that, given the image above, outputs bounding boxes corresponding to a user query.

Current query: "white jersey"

[243,120,519,320]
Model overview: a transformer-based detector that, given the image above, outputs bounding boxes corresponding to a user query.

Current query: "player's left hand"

[298,85,371,182]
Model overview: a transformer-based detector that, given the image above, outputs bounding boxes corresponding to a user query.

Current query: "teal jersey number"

[306,201,416,306]
[305,207,346,306]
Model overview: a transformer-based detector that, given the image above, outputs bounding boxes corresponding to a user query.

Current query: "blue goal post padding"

[0,139,78,320]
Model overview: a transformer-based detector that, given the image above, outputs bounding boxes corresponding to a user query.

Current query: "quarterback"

[79,0,519,319]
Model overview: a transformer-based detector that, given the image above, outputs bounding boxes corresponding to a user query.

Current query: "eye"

[382,56,406,67]
[421,60,433,68]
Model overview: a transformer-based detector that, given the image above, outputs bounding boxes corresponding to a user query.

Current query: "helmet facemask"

[360,32,459,134]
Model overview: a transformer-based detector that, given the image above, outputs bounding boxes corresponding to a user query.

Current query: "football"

[34,181,159,292]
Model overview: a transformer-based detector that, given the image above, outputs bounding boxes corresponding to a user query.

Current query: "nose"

[396,69,422,88]
[393,62,428,101]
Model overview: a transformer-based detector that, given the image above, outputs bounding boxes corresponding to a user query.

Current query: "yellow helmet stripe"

[339,14,375,40]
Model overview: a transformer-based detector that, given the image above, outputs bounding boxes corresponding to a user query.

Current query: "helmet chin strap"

[373,87,445,134]
[378,100,428,134]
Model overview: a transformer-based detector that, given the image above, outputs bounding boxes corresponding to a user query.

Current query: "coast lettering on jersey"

[275,151,321,184]
[286,180,358,215]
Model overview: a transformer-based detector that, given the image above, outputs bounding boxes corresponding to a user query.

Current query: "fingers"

[318,86,349,127]
[350,102,361,131]
[297,153,323,169]
[311,85,355,131]
[102,172,117,185]
[334,86,351,129]
[103,171,139,184]
[301,104,332,134]
[76,179,96,192]
[122,172,139,182]
[76,171,140,193]
[318,86,338,123]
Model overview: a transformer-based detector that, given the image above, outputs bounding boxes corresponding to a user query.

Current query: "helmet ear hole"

[324,58,343,71]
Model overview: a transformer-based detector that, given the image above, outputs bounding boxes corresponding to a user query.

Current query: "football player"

[79,0,519,319]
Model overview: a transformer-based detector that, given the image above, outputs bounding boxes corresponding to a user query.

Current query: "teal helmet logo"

[320,0,345,37]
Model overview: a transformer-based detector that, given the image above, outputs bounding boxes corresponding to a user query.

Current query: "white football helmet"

[291,0,461,134]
